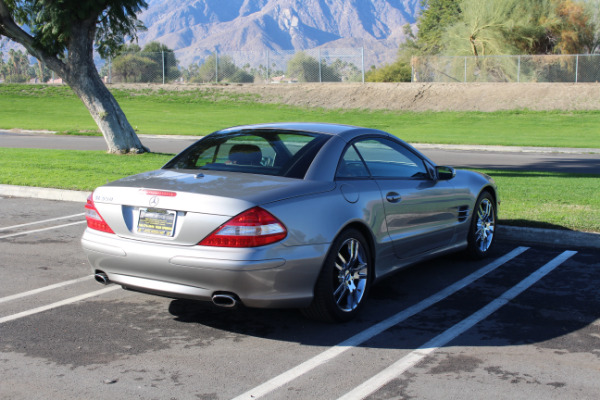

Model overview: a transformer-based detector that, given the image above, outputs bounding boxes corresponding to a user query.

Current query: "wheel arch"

[312,220,377,285]
[479,185,499,213]
[336,221,377,273]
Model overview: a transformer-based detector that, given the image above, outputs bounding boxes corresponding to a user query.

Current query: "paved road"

[1,197,599,399]
[423,146,600,175]
[0,130,198,153]
[2,130,600,174]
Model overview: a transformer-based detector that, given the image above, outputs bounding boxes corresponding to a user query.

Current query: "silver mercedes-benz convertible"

[82,122,497,322]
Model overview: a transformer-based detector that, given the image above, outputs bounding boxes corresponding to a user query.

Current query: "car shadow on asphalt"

[164,245,600,351]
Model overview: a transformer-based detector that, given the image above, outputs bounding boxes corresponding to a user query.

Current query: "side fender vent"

[458,205,470,223]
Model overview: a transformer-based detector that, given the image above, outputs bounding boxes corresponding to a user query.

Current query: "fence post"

[318,49,322,83]
[162,51,165,84]
[575,54,579,83]
[517,55,520,83]
[361,47,365,83]
[215,51,219,83]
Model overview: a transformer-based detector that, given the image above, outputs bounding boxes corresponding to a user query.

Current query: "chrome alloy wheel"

[475,198,495,253]
[333,238,368,312]
[303,229,372,322]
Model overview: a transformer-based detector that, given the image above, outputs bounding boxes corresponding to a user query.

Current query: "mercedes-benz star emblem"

[149,196,159,207]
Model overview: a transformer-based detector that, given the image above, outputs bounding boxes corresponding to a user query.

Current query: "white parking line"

[231,246,529,400]
[0,285,120,324]
[0,220,86,239]
[0,213,85,232]
[0,275,93,304]
[337,250,577,400]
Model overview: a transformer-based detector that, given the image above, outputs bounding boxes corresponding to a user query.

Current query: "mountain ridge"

[139,0,421,66]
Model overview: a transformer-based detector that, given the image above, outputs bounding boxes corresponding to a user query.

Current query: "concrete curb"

[1,184,598,250]
[0,184,90,203]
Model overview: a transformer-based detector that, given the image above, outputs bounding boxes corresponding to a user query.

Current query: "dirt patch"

[114,82,600,112]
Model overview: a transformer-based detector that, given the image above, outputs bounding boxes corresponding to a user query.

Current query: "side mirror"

[435,166,456,181]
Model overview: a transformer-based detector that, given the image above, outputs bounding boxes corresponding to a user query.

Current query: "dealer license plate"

[137,208,177,237]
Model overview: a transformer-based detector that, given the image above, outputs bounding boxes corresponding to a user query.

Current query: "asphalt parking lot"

[1,196,599,400]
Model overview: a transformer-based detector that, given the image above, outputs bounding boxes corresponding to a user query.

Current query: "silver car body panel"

[82,229,327,308]
[82,123,497,308]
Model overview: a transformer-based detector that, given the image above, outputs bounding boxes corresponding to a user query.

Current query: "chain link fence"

[5,47,600,85]
[96,48,366,84]
[412,54,600,83]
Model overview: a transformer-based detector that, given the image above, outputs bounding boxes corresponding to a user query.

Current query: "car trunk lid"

[90,169,334,245]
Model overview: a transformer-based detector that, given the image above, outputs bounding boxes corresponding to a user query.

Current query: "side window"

[336,145,370,179]
[353,138,428,179]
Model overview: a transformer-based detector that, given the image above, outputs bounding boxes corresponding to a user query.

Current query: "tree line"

[367,0,600,82]
[2,42,363,85]
[102,46,362,84]
[0,48,51,82]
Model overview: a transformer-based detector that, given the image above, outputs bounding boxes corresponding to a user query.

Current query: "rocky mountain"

[139,0,421,66]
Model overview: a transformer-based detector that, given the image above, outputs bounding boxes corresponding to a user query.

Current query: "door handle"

[386,192,402,203]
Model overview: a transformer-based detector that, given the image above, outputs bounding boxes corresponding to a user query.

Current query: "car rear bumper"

[81,229,327,308]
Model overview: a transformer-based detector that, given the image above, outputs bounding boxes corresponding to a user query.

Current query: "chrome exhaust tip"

[94,272,110,285]
[212,293,238,308]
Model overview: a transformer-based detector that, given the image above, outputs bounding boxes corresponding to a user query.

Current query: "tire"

[302,229,371,323]
[466,191,496,259]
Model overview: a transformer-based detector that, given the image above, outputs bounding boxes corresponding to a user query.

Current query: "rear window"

[163,129,329,179]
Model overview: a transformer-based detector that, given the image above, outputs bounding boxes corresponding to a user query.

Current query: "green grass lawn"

[480,169,600,233]
[0,148,172,191]
[1,84,600,148]
[0,148,598,233]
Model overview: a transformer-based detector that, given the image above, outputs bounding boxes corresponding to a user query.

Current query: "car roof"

[218,122,392,142]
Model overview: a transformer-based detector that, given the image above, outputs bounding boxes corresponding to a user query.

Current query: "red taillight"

[199,207,287,247]
[85,194,114,234]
